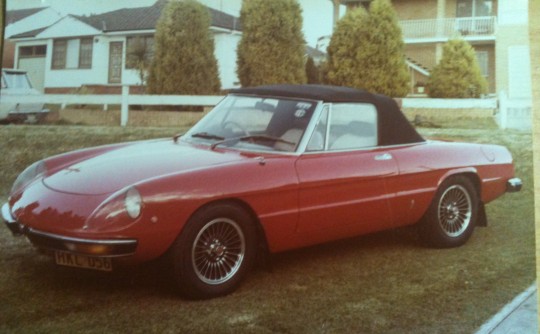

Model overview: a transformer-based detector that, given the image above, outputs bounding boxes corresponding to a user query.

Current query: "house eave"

[103,29,156,36]
[10,27,243,42]
[209,26,242,35]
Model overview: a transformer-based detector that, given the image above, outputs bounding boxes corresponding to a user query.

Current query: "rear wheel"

[419,176,478,248]
[169,203,257,299]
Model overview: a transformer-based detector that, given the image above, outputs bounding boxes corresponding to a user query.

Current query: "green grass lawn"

[0,124,534,333]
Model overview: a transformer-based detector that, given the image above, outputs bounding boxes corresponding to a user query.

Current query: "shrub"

[325,0,410,97]
[146,0,220,94]
[236,0,306,86]
[364,0,410,97]
[324,7,370,88]
[427,39,488,98]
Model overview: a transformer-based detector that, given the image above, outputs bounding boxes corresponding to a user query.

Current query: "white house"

[3,7,63,71]
[5,7,63,39]
[9,0,242,93]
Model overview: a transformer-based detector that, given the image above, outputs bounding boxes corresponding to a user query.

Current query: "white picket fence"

[2,87,532,130]
[2,85,224,126]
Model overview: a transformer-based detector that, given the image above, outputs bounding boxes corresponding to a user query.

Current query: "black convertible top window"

[232,84,425,146]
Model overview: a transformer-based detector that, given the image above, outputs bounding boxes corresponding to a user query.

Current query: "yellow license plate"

[55,251,112,272]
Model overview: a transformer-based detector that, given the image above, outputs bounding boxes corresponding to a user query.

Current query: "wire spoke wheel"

[437,185,472,237]
[192,218,246,285]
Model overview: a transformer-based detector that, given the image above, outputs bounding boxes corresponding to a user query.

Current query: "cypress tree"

[325,6,370,88]
[427,39,488,98]
[325,0,410,97]
[147,0,220,94]
[237,0,307,86]
[364,0,410,97]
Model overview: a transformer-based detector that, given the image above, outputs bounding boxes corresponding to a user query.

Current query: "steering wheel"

[223,121,250,136]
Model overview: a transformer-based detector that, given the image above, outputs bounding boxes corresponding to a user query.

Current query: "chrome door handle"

[374,153,392,161]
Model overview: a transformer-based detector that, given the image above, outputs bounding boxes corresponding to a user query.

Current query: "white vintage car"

[1,69,49,123]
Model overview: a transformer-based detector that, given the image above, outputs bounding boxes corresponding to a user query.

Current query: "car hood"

[42,139,244,195]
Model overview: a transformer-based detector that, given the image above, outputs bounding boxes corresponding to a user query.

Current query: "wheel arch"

[438,170,487,227]
[184,197,270,261]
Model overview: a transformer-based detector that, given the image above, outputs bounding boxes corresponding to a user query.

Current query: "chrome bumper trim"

[25,228,138,257]
[506,178,522,193]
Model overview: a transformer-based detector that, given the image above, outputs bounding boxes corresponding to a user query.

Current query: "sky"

[6,0,343,47]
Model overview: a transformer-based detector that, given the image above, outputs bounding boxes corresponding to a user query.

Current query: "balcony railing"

[400,16,496,41]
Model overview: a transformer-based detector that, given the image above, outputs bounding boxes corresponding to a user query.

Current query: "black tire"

[419,176,478,248]
[169,203,257,299]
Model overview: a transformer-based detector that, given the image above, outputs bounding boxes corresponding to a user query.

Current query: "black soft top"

[232,84,425,146]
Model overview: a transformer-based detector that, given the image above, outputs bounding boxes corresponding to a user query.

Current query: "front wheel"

[419,176,479,248]
[169,203,257,299]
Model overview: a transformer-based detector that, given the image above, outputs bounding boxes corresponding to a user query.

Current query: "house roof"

[74,0,241,33]
[6,7,48,25]
[9,0,241,39]
[10,26,49,39]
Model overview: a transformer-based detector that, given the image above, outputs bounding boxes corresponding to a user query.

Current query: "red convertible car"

[2,85,521,299]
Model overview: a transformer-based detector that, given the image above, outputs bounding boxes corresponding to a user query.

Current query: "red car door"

[293,103,399,246]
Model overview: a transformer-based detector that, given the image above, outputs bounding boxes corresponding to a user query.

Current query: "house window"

[79,38,93,69]
[19,45,46,57]
[52,38,93,69]
[476,51,489,77]
[52,40,67,69]
[457,0,493,17]
[126,36,154,69]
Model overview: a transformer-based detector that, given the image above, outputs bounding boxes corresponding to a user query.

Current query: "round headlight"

[124,187,142,219]
[11,160,47,194]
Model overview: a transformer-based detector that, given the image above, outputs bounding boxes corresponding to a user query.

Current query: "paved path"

[476,283,538,334]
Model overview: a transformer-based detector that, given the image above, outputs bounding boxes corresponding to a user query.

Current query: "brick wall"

[406,45,437,70]
[393,0,438,20]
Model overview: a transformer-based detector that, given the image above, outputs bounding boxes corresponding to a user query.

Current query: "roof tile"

[74,0,241,33]
[6,7,48,25]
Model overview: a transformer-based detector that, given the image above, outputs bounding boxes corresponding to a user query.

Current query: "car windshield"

[183,95,318,153]
[2,71,32,89]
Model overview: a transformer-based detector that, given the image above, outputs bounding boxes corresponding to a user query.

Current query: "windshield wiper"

[210,135,296,150]
[191,132,225,141]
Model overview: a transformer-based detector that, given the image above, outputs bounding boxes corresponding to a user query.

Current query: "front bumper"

[506,178,523,193]
[2,202,137,257]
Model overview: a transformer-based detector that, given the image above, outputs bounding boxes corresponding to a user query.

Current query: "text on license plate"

[55,251,112,272]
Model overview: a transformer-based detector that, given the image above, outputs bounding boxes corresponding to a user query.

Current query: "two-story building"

[339,0,531,99]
